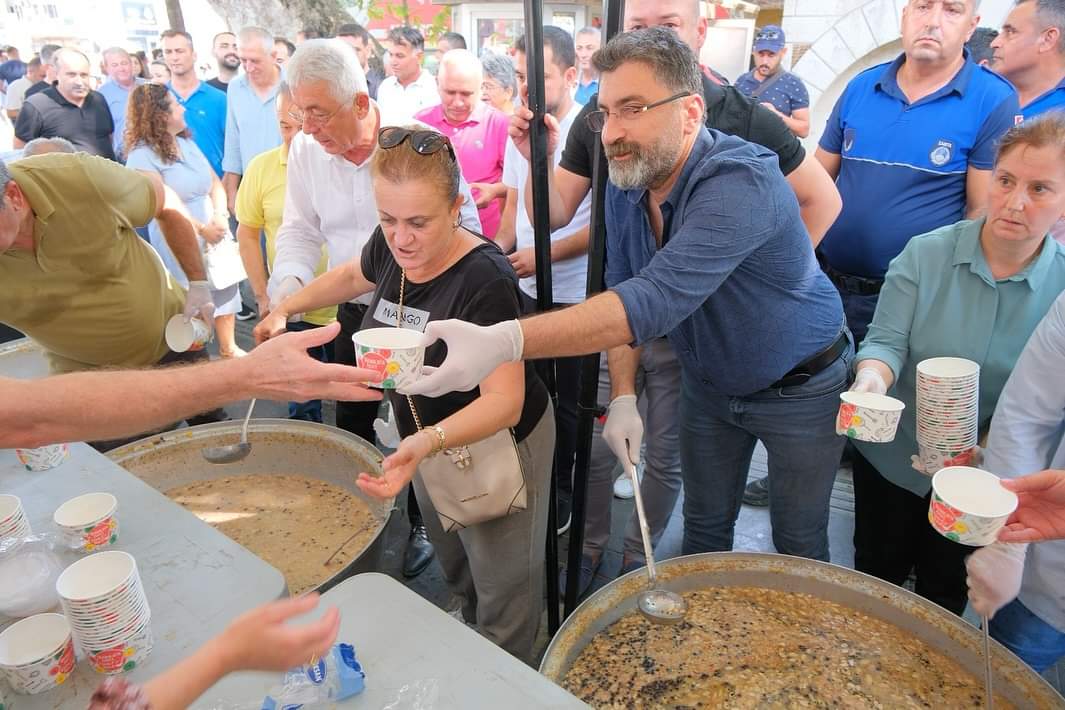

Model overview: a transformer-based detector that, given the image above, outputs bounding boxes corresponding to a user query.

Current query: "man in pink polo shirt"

[415,49,509,238]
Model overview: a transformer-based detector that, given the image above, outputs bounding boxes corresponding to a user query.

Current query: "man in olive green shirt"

[0,153,215,373]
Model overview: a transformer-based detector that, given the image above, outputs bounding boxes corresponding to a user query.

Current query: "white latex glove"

[268,276,304,323]
[373,403,402,449]
[966,542,1028,619]
[851,367,888,395]
[183,280,216,326]
[602,394,643,467]
[400,319,523,397]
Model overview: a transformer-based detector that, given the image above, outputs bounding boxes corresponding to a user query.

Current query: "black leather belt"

[770,331,849,389]
[822,261,884,296]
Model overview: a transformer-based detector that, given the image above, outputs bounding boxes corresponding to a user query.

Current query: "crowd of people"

[3,0,1065,699]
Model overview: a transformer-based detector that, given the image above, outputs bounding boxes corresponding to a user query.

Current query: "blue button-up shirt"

[1020,75,1065,120]
[856,218,1065,496]
[983,291,1065,633]
[818,52,1018,278]
[608,128,844,396]
[222,73,282,175]
[168,80,227,178]
[97,77,146,160]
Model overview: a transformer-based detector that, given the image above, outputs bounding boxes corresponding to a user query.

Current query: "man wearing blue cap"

[735,25,811,138]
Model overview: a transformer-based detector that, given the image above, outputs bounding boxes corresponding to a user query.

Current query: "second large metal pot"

[107,419,393,594]
[541,552,1064,708]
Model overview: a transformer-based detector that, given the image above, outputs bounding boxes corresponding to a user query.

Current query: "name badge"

[373,297,430,332]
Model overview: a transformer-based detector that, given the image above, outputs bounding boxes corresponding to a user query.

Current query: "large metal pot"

[107,419,394,594]
[541,552,1065,708]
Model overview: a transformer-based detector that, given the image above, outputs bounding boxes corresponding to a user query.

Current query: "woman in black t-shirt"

[257,127,553,663]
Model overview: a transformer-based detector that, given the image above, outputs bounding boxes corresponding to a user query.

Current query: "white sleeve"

[457,172,483,234]
[502,139,521,189]
[984,293,1065,478]
[268,135,327,296]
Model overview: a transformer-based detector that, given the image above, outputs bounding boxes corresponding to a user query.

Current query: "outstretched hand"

[998,469,1065,543]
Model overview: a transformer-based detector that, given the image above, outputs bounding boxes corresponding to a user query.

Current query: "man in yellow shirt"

[0,153,215,374]
[236,81,336,422]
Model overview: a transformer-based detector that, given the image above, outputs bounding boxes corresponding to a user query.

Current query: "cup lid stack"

[54,551,153,675]
[916,357,979,454]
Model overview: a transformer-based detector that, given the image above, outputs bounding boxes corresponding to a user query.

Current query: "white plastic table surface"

[0,443,287,709]
[202,573,587,709]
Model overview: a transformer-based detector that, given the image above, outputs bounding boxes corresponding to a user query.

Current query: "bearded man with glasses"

[406,28,852,565]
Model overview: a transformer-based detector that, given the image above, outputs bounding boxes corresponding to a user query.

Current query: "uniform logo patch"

[843,128,856,153]
[929,140,953,167]
[1015,114,1025,125]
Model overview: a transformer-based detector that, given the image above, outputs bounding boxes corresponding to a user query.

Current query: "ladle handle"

[240,399,257,444]
[625,458,657,584]
[982,615,993,709]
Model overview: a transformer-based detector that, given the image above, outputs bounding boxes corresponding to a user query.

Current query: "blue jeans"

[285,320,334,423]
[837,288,879,346]
[989,598,1065,673]
[678,342,853,561]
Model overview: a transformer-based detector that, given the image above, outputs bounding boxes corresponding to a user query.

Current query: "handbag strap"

[393,269,431,432]
[750,70,786,100]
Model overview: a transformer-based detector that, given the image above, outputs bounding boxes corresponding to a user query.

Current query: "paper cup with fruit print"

[352,327,427,390]
[54,492,120,552]
[929,466,1018,547]
[165,315,211,353]
[836,392,905,442]
[14,443,69,472]
[917,443,981,476]
[0,613,77,694]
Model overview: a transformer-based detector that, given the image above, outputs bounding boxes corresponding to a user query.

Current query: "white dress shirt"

[375,70,440,124]
[269,102,481,305]
[984,290,1065,633]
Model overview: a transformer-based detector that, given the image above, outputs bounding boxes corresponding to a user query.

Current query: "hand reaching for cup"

[357,432,434,499]
[998,469,1065,543]
[851,367,888,395]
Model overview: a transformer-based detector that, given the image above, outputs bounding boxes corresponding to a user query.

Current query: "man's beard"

[219,54,240,70]
[605,126,683,191]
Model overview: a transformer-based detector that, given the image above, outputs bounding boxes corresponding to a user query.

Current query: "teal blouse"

[855,218,1065,496]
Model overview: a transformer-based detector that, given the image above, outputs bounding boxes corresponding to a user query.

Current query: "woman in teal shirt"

[850,113,1065,615]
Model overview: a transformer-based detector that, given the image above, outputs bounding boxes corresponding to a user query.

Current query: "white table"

[0,443,287,709]
[203,573,586,709]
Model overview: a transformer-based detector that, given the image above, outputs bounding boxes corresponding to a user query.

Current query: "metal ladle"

[982,615,994,709]
[201,399,256,464]
[624,457,687,624]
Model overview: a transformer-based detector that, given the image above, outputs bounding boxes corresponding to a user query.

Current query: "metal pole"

[563,0,626,618]
[521,0,561,635]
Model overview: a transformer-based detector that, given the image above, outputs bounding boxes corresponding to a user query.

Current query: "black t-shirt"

[360,227,550,443]
[559,73,805,180]
[14,87,116,161]
[206,77,229,93]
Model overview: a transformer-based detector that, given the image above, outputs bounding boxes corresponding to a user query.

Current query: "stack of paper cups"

[0,613,77,694]
[55,551,153,675]
[915,357,980,475]
[0,494,32,543]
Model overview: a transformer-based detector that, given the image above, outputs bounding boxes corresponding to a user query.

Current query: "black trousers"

[336,303,422,526]
[520,293,582,499]
[852,450,971,615]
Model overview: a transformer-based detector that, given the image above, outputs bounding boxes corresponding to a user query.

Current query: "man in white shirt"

[497,26,591,536]
[376,27,440,123]
[5,55,42,122]
[261,39,479,578]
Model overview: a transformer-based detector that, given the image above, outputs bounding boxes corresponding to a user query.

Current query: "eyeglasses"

[378,127,457,163]
[585,91,692,133]
[287,103,343,127]
[756,30,782,41]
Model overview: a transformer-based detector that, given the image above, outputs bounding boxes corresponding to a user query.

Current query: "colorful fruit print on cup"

[835,392,905,443]
[928,466,1018,546]
[352,327,427,390]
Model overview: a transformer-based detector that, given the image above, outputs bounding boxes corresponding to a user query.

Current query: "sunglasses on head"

[378,127,456,163]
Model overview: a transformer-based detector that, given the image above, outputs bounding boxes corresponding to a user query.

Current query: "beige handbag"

[397,270,528,532]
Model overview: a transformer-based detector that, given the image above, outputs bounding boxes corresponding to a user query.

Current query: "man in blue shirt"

[815,0,1018,345]
[222,26,282,213]
[163,29,227,178]
[574,27,601,105]
[98,48,146,161]
[735,25,811,138]
[991,0,1065,120]
[404,28,852,563]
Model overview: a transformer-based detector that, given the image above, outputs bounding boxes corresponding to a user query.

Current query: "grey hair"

[480,52,517,96]
[22,137,76,157]
[39,44,61,66]
[576,26,601,38]
[592,27,702,97]
[53,47,90,69]
[285,38,368,103]
[438,49,482,82]
[102,46,130,61]
[1017,0,1065,53]
[0,159,10,209]
[239,26,275,54]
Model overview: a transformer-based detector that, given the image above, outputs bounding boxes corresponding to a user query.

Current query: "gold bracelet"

[428,426,447,455]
